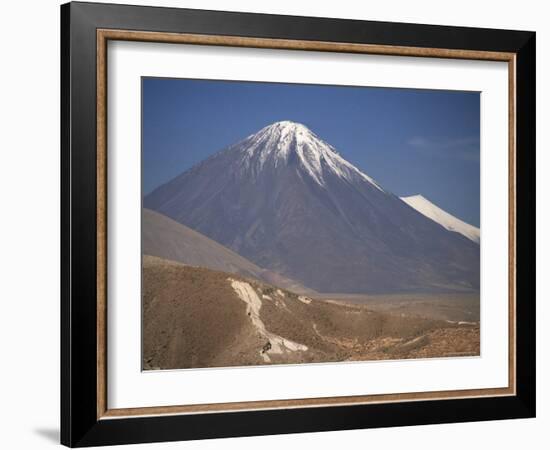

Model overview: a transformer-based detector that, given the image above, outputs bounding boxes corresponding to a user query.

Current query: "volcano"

[144,121,479,294]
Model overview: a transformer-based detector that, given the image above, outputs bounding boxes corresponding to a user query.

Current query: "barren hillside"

[143,255,479,370]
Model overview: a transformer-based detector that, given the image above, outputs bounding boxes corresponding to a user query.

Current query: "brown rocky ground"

[143,255,480,370]
[314,292,480,323]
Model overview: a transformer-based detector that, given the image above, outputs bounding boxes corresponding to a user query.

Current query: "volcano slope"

[144,120,480,294]
[143,255,479,370]
[142,208,315,294]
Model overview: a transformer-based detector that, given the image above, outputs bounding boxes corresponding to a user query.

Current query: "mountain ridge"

[142,208,315,294]
[145,121,480,294]
[401,194,480,244]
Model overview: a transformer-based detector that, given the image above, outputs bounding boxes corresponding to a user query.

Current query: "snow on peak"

[401,194,480,244]
[236,121,384,191]
[266,120,310,133]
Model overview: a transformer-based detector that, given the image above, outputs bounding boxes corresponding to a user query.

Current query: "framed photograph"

[61,2,536,447]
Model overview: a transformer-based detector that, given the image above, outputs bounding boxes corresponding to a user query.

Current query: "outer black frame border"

[61,2,536,447]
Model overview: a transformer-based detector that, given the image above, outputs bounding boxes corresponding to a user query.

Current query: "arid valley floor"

[143,255,480,371]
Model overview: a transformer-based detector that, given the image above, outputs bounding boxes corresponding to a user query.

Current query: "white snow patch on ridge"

[229,279,308,362]
[401,194,480,244]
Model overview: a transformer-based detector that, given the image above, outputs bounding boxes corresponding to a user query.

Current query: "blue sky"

[143,78,480,227]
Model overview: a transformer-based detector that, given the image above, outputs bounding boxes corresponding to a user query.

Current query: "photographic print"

[141,78,481,371]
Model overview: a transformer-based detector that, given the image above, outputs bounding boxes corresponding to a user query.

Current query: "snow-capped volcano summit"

[231,120,383,190]
[145,121,479,294]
